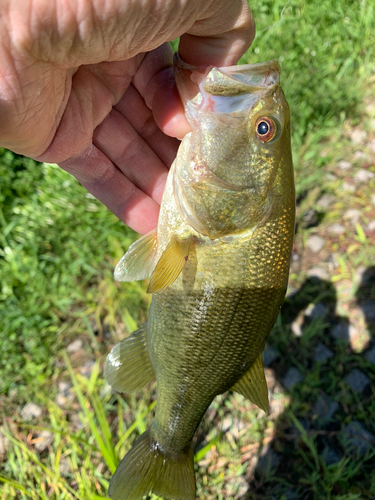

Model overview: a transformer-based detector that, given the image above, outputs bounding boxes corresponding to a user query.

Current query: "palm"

[41,47,181,234]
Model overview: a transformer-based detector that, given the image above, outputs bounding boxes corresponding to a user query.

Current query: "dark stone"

[313,393,338,422]
[314,343,334,363]
[263,346,279,367]
[339,421,375,455]
[344,369,370,393]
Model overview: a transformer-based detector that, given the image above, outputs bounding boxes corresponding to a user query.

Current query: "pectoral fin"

[147,236,192,294]
[232,354,269,413]
[114,229,158,282]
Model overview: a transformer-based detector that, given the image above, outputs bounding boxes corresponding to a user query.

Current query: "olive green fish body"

[105,58,295,500]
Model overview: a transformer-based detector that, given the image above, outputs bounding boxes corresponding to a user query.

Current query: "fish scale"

[104,58,295,500]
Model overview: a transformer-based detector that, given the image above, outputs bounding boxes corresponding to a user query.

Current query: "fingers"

[115,82,180,168]
[59,145,160,234]
[179,1,255,67]
[93,107,168,205]
[130,46,192,143]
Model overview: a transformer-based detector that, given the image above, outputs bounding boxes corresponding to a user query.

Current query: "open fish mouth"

[174,53,280,108]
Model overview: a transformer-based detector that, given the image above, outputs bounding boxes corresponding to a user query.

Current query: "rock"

[305,302,329,319]
[58,381,72,398]
[361,300,375,321]
[35,430,54,452]
[283,367,303,391]
[307,235,325,253]
[342,182,355,193]
[100,383,113,399]
[224,475,249,497]
[284,488,302,499]
[368,139,375,153]
[70,412,85,430]
[365,346,375,365]
[0,427,8,459]
[66,339,83,353]
[352,151,368,162]
[290,419,310,438]
[344,369,370,393]
[307,266,330,280]
[350,129,367,145]
[263,346,279,367]
[302,209,319,228]
[312,393,338,421]
[59,458,71,477]
[330,321,352,341]
[317,194,335,209]
[344,209,361,224]
[314,343,334,363]
[56,394,68,408]
[327,223,346,235]
[354,169,374,183]
[291,317,303,337]
[339,421,375,455]
[20,402,42,421]
[337,160,352,170]
[79,360,95,379]
[367,220,375,231]
[323,445,342,465]
[256,449,281,476]
[331,322,369,353]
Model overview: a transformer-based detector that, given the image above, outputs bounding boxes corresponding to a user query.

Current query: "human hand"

[0,0,255,234]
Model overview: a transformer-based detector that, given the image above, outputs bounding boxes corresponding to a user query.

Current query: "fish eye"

[255,117,277,143]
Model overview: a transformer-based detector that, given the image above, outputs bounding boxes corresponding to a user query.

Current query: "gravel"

[20,402,43,421]
[307,266,330,280]
[305,302,329,319]
[283,367,303,391]
[336,160,352,170]
[339,421,375,455]
[312,393,338,422]
[66,339,83,353]
[365,346,375,365]
[314,343,334,363]
[35,430,54,452]
[323,445,343,465]
[350,129,367,144]
[263,346,279,367]
[327,223,346,235]
[344,209,361,224]
[306,235,325,253]
[354,169,375,182]
[0,427,8,459]
[344,369,370,393]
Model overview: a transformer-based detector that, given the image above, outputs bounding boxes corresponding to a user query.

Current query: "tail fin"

[109,428,195,500]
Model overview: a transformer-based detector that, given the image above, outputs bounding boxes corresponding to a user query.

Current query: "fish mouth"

[174,53,280,106]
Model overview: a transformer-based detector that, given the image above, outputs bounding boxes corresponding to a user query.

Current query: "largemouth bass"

[104,56,295,500]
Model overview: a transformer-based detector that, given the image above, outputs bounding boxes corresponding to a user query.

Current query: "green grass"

[1,0,375,498]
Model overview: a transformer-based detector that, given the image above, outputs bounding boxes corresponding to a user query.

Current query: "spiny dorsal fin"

[104,323,155,393]
[114,229,158,282]
[147,236,192,294]
[232,353,269,413]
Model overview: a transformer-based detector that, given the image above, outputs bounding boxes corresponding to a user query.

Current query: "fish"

[104,55,295,500]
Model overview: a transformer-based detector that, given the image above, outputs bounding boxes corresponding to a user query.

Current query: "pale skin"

[0,0,255,234]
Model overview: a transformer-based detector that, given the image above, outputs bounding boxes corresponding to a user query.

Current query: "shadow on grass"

[238,267,375,499]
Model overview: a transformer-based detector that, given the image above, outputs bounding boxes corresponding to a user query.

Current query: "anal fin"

[232,353,269,413]
[147,235,192,294]
[114,229,158,282]
[104,324,155,393]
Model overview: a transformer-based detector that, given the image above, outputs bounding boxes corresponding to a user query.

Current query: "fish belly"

[147,217,291,454]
